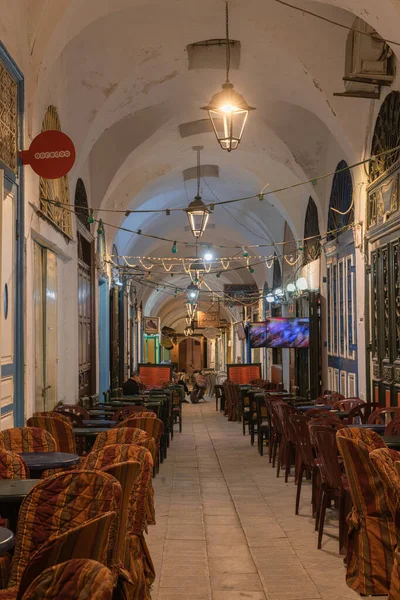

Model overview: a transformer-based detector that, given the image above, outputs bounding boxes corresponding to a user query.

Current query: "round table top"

[20,452,80,471]
[73,427,111,437]
[0,479,37,501]
[81,419,115,428]
[0,527,14,552]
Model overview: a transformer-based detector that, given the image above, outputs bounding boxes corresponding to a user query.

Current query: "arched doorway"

[366,91,400,405]
[178,337,204,374]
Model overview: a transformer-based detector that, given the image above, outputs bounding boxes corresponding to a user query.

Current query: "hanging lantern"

[186,282,200,302]
[186,147,210,238]
[201,2,255,152]
[184,323,194,337]
[186,196,210,238]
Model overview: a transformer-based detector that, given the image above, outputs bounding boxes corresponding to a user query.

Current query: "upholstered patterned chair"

[18,512,117,599]
[0,448,29,480]
[91,427,148,452]
[82,444,156,599]
[337,429,396,596]
[26,416,76,454]
[0,428,56,453]
[115,419,164,470]
[370,448,400,600]
[0,470,121,598]
[21,559,115,600]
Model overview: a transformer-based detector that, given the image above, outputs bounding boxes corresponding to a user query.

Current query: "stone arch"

[370,91,400,182]
[303,197,321,266]
[327,161,353,239]
[74,178,90,231]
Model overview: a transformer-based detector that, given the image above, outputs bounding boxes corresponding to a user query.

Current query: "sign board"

[223,284,259,306]
[138,364,172,387]
[144,316,160,335]
[197,310,220,328]
[227,363,261,384]
[20,130,76,179]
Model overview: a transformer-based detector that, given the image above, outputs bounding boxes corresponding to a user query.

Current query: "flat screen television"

[249,318,310,348]
[235,321,246,341]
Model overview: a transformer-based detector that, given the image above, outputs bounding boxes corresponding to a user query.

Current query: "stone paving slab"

[147,401,371,600]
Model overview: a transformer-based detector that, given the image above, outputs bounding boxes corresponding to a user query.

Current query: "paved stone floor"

[146,401,373,600]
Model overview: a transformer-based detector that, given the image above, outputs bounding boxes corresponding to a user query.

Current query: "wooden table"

[0,479,37,531]
[20,452,80,479]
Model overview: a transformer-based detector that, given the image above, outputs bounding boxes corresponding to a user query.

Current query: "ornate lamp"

[184,323,194,337]
[201,2,255,151]
[186,282,200,302]
[186,147,210,238]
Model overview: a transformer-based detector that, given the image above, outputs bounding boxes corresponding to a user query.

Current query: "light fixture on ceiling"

[186,282,200,302]
[286,283,296,293]
[201,1,255,152]
[266,293,275,303]
[186,146,210,238]
[296,277,308,291]
[184,323,194,337]
[204,251,213,261]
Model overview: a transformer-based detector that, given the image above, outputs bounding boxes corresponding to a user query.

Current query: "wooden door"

[77,232,95,397]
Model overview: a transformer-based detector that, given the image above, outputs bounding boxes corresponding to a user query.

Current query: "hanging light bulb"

[172,241,177,254]
[296,277,308,291]
[274,288,284,297]
[186,282,200,302]
[97,220,104,235]
[248,266,255,274]
[186,147,210,238]
[201,2,255,151]
[87,208,95,224]
[242,247,249,258]
[266,293,275,303]
[204,251,213,261]
[286,283,296,293]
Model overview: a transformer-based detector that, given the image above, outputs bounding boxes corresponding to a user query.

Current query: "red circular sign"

[20,130,76,179]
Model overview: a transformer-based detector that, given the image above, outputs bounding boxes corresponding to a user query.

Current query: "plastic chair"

[386,417,400,436]
[336,429,395,596]
[368,407,400,424]
[315,393,345,406]
[289,414,318,516]
[312,426,349,551]
[20,559,115,600]
[345,402,381,425]
[331,398,364,412]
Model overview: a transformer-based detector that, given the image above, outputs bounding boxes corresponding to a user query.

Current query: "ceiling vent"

[186,39,240,70]
[183,165,219,181]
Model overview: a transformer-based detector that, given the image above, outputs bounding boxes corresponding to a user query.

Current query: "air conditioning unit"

[334,18,395,99]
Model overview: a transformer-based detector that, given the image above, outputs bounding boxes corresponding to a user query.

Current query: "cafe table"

[73,427,113,437]
[0,479,37,532]
[382,436,400,450]
[20,452,80,479]
[0,527,14,554]
[81,419,115,428]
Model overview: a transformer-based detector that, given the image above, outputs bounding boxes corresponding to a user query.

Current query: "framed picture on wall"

[144,316,160,335]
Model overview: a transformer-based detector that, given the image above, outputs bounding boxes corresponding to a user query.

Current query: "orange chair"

[0,428,56,453]
[115,418,164,471]
[26,416,76,454]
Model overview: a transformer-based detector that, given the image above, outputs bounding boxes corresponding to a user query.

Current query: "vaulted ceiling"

[4,0,400,329]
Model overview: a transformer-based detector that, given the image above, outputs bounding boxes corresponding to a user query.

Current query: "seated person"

[122,371,144,395]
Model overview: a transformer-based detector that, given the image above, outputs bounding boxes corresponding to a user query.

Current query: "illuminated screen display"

[249,318,309,348]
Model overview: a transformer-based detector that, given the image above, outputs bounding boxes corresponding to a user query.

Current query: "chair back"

[0,427,56,453]
[315,393,345,406]
[18,512,117,598]
[27,416,76,454]
[0,447,29,479]
[134,412,156,418]
[112,405,146,422]
[115,417,164,452]
[33,412,71,425]
[91,427,148,452]
[312,426,343,489]
[370,448,400,527]
[8,470,121,590]
[345,402,381,424]
[385,417,400,436]
[331,398,364,412]
[20,559,114,600]
[335,425,386,451]
[82,443,154,532]
[368,407,400,424]
[275,402,296,444]
[54,404,89,419]
[289,414,314,470]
